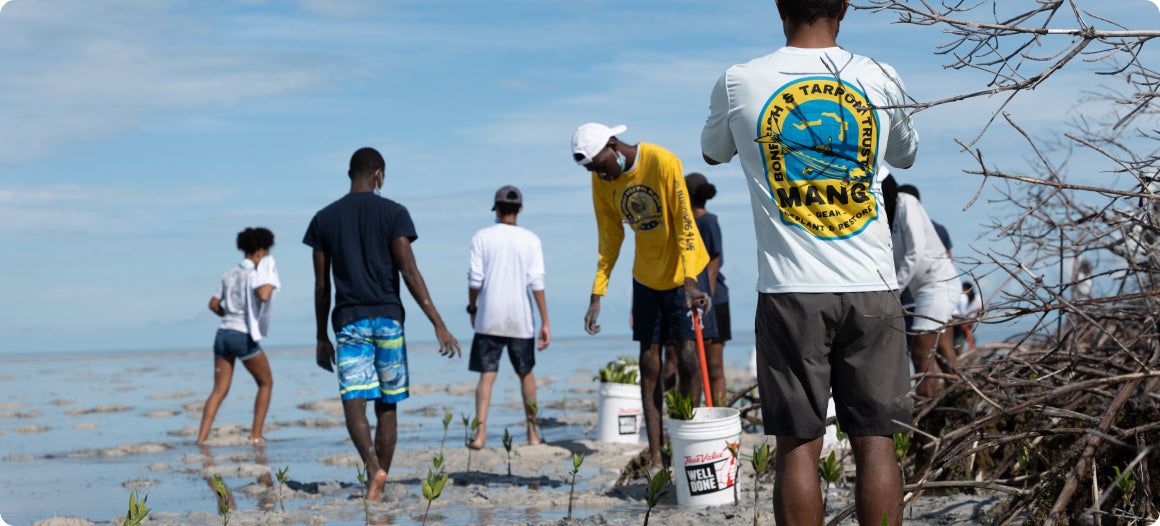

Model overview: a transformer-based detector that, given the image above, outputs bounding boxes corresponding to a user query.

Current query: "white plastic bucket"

[596,382,643,443]
[669,407,742,507]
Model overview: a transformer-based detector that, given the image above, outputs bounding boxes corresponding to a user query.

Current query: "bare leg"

[342,397,387,502]
[909,332,942,398]
[676,340,703,407]
[773,435,824,526]
[639,342,664,470]
[705,339,726,404]
[661,342,678,393]
[197,356,235,445]
[469,372,497,449]
[935,328,959,372]
[519,370,541,444]
[372,400,397,499]
[849,435,904,526]
[241,352,273,443]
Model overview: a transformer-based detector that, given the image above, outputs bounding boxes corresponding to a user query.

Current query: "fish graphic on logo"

[755,76,882,240]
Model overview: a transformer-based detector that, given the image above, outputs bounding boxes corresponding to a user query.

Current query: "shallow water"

[0,335,756,525]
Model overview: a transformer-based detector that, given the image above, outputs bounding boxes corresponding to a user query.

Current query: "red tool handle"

[693,309,713,407]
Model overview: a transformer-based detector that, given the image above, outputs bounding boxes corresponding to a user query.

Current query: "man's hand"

[684,281,712,316]
[537,324,551,350]
[315,339,336,372]
[584,298,601,335]
[435,326,461,358]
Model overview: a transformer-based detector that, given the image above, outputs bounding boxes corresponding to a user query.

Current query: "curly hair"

[236,227,275,255]
[691,182,718,209]
[778,0,846,24]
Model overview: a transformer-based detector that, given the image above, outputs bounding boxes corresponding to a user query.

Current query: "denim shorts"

[213,329,262,361]
[468,333,535,375]
[335,318,409,403]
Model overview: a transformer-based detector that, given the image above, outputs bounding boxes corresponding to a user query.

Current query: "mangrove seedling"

[819,450,843,512]
[726,441,741,505]
[355,463,370,526]
[275,466,290,511]
[1109,465,1135,507]
[643,467,671,526]
[433,452,445,473]
[1016,444,1032,473]
[440,412,453,454]
[665,390,694,421]
[594,357,639,384]
[751,442,773,526]
[892,432,910,463]
[121,490,151,526]
[211,474,231,526]
[467,415,481,472]
[421,468,449,526]
[502,428,513,476]
[567,452,585,520]
[461,414,470,446]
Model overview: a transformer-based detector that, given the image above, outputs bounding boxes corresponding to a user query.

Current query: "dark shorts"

[213,329,262,361]
[755,291,912,439]
[633,279,718,344]
[713,302,732,342]
[469,334,535,375]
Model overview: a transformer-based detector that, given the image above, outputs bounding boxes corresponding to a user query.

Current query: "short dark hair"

[898,184,920,200]
[691,182,717,209]
[348,147,385,179]
[778,0,846,24]
[236,227,274,255]
[495,202,521,216]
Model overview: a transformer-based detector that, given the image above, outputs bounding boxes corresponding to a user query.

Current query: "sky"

[1,0,1157,355]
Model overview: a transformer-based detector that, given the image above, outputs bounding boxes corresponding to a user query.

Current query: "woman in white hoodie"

[884,178,960,398]
[198,227,280,445]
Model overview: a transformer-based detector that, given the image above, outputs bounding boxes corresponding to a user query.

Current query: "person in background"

[304,147,460,502]
[198,227,278,446]
[572,122,712,474]
[685,172,730,402]
[700,0,919,523]
[952,281,983,350]
[466,185,550,448]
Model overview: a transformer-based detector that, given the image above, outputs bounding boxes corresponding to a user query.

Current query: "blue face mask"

[615,150,627,172]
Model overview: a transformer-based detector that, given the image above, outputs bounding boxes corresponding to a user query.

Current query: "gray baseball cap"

[493,185,522,209]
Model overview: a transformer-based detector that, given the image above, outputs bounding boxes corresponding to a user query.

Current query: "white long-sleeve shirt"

[468,223,545,339]
[892,193,957,292]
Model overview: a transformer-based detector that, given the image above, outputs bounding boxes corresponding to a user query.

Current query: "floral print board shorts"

[335,318,409,403]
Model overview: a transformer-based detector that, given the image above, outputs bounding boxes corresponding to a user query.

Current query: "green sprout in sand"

[467,415,481,472]
[750,442,773,526]
[892,432,910,463]
[567,452,585,520]
[1109,465,1135,507]
[275,466,290,511]
[211,474,231,526]
[503,428,513,476]
[121,490,151,526]
[440,412,453,455]
[643,467,671,526]
[818,450,844,513]
[355,463,370,526]
[421,468,450,526]
[461,413,471,447]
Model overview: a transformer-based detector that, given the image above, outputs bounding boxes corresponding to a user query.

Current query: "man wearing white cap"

[571,122,711,474]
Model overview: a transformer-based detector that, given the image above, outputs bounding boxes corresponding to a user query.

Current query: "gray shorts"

[755,291,912,439]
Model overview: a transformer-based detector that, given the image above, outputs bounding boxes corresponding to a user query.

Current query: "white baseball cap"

[571,123,627,166]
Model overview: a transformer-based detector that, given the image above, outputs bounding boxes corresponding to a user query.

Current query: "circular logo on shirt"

[755,77,881,240]
[620,184,663,231]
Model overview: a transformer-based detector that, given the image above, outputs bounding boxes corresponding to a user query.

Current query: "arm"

[882,65,919,169]
[208,297,224,317]
[467,233,483,328]
[532,289,550,350]
[255,284,274,303]
[670,166,711,311]
[587,182,624,335]
[390,236,461,358]
[706,256,720,298]
[312,249,335,371]
[700,72,738,166]
[467,287,480,328]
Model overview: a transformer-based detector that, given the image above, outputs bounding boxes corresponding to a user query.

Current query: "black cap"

[493,185,522,209]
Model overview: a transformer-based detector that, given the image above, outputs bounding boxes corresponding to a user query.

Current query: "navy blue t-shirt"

[694,212,729,305]
[303,192,418,332]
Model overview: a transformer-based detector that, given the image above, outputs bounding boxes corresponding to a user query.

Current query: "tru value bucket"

[669,407,742,507]
[596,382,643,443]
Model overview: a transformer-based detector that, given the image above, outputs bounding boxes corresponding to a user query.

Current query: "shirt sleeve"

[254,255,280,289]
[591,177,625,296]
[528,234,545,292]
[213,279,224,300]
[701,71,737,164]
[302,214,324,252]
[881,64,919,169]
[669,161,709,281]
[392,205,419,242]
[468,232,484,290]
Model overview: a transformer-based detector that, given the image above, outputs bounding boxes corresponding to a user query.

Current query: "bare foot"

[366,469,387,502]
[249,436,266,445]
[468,426,487,450]
[526,425,542,445]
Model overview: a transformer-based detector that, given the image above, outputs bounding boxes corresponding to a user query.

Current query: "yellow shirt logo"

[756,77,880,240]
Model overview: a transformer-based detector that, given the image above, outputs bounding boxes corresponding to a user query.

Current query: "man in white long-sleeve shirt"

[466,186,551,448]
[888,180,959,398]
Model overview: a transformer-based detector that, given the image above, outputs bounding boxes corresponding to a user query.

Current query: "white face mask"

[374,171,383,196]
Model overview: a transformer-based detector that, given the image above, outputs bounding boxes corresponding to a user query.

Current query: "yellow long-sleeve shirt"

[591,143,709,295]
